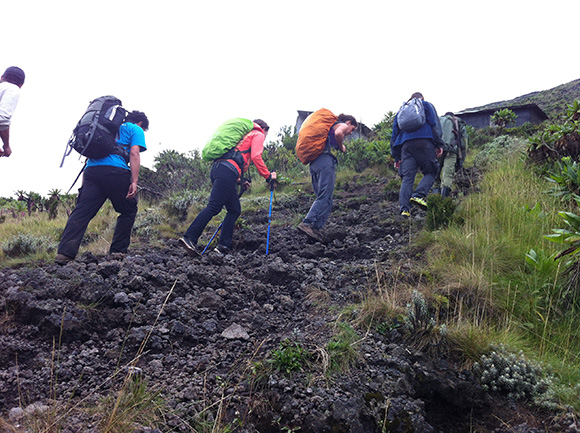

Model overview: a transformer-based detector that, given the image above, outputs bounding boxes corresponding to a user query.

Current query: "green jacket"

[439,114,468,158]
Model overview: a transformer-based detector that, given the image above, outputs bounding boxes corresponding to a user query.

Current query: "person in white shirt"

[0,66,25,157]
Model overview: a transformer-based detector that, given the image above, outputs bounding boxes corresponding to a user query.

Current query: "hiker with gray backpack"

[179,118,276,256]
[391,92,444,217]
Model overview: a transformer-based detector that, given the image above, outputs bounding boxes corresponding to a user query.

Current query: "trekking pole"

[201,180,248,255]
[266,180,276,255]
[202,222,223,255]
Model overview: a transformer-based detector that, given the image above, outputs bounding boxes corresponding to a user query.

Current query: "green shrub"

[426,194,457,230]
[271,339,310,374]
[162,190,207,221]
[338,138,391,172]
[2,233,57,257]
[473,135,526,170]
[545,157,580,202]
[473,345,556,408]
[133,207,164,239]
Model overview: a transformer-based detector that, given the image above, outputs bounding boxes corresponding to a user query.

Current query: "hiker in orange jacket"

[180,119,277,256]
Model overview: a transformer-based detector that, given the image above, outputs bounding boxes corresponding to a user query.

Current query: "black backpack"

[60,96,128,166]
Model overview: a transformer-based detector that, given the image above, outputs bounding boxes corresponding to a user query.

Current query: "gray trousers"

[303,153,336,229]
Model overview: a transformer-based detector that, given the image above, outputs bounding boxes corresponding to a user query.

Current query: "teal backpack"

[202,118,254,162]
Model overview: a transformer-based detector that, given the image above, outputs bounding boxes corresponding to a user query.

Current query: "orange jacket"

[226,123,271,180]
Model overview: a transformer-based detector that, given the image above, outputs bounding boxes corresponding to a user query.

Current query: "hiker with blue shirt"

[55,111,149,263]
[391,92,443,217]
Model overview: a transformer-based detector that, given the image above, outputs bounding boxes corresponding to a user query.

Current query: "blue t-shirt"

[86,122,147,169]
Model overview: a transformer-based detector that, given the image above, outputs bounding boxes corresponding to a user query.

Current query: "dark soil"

[0,173,576,432]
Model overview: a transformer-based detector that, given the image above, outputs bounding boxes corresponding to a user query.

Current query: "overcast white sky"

[1,0,579,198]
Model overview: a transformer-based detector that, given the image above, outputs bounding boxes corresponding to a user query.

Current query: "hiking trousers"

[184,162,241,249]
[398,139,439,212]
[58,166,138,258]
[434,152,457,190]
[303,153,336,230]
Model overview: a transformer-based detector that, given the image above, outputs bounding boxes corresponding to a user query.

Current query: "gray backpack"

[396,98,426,132]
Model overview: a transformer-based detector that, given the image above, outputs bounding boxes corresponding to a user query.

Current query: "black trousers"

[183,162,241,248]
[57,166,137,258]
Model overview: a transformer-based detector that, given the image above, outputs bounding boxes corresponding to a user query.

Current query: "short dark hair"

[337,114,358,128]
[253,119,269,131]
[2,66,25,87]
[445,111,454,116]
[411,92,424,100]
[126,111,149,130]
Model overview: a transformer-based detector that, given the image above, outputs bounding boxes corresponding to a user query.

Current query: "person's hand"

[1,145,12,157]
[126,182,138,199]
[242,180,251,191]
[394,160,401,170]
[435,148,443,158]
[270,172,277,180]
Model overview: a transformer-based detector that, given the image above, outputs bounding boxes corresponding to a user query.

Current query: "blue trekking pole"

[266,180,275,255]
[202,222,222,255]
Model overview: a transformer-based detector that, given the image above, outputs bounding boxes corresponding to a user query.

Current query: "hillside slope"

[465,78,580,120]
[0,174,575,432]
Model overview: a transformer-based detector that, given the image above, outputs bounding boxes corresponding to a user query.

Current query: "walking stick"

[202,222,223,255]
[266,180,275,255]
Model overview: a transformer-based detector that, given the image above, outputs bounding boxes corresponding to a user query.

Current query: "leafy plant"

[491,108,517,133]
[271,339,310,374]
[2,233,57,257]
[473,135,526,170]
[473,345,556,408]
[426,194,457,230]
[402,290,448,355]
[528,99,580,163]
[162,190,206,221]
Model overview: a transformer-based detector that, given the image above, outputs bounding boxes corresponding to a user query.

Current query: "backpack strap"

[323,121,342,155]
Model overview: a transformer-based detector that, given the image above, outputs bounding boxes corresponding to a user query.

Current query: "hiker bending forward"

[55,111,149,263]
[298,114,357,242]
[180,119,276,256]
[391,92,443,217]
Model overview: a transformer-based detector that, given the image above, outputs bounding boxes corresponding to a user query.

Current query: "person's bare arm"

[0,128,11,157]
[333,124,350,152]
[126,146,141,199]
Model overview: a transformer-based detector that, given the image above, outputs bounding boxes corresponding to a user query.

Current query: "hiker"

[432,112,468,197]
[391,92,444,217]
[297,114,358,241]
[0,66,25,158]
[179,119,276,256]
[55,111,149,263]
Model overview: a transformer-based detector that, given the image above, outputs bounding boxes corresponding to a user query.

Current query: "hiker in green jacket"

[432,112,468,197]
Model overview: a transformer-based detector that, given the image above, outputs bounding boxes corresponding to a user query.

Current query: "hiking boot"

[179,237,201,256]
[213,244,231,257]
[312,227,324,241]
[55,253,74,265]
[401,210,411,217]
[410,196,428,210]
[297,222,322,242]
